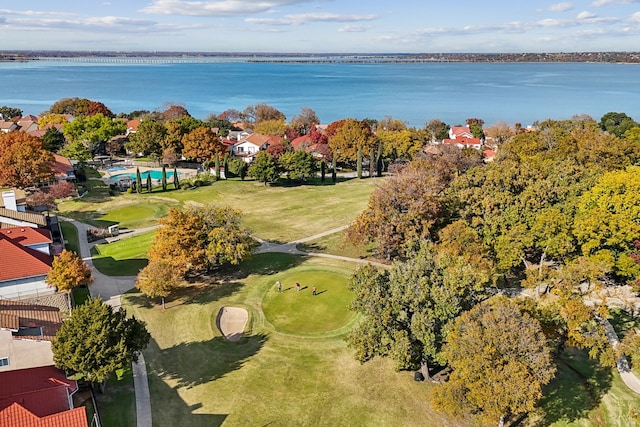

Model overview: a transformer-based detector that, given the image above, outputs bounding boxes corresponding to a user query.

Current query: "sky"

[1,1,640,53]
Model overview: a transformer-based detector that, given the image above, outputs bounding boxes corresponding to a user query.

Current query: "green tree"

[600,111,638,138]
[61,139,92,162]
[248,151,280,185]
[62,113,127,155]
[0,105,22,120]
[278,150,317,182]
[173,167,179,189]
[146,173,152,193]
[346,242,492,376]
[161,165,167,191]
[432,296,555,427]
[227,158,248,180]
[126,117,166,156]
[52,298,150,387]
[41,127,66,152]
[136,167,142,194]
[574,165,640,280]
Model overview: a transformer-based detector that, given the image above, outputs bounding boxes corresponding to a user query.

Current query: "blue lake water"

[1,59,639,127]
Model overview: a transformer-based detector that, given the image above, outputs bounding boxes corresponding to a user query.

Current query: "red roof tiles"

[0,235,52,282]
[0,227,52,247]
[0,402,87,427]
[0,366,82,423]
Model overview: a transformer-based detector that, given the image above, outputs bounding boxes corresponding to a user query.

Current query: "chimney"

[2,190,17,211]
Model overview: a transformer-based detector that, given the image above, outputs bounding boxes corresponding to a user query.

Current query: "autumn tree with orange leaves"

[0,132,54,188]
[148,204,256,277]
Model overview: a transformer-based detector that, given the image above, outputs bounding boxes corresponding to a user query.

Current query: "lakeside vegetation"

[3,50,640,63]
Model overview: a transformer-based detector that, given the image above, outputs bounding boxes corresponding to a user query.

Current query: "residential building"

[0,365,88,427]
[0,227,54,299]
[0,300,61,370]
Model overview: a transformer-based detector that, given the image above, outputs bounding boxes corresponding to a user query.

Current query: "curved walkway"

[599,317,640,394]
[62,218,151,427]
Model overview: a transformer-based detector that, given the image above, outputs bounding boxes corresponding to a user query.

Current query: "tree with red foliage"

[161,104,190,122]
[87,101,115,118]
[49,180,76,198]
[309,124,328,145]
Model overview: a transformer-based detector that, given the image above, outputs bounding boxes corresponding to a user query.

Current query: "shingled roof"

[0,208,47,227]
[0,300,61,341]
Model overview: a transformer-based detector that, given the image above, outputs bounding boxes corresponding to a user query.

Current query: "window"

[0,357,9,367]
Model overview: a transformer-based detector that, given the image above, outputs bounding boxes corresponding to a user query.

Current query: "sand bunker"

[216,306,248,341]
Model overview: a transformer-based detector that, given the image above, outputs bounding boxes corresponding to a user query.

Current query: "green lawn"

[60,221,80,254]
[94,367,136,427]
[122,254,460,427]
[261,268,356,335]
[58,176,380,242]
[297,230,379,262]
[91,232,154,276]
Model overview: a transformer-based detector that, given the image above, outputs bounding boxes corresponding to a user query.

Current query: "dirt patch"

[216,306,248,341]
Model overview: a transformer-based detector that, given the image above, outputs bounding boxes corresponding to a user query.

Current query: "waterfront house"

[442,136,483,150]
[232,133,273,163]
[448,126,474,140]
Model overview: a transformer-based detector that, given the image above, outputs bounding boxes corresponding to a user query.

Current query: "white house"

[232,133,272,163]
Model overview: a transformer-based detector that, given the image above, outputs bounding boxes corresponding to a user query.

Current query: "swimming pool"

[112,170,178,180]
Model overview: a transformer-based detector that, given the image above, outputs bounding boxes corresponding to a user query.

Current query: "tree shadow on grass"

[147,358,228,427]
[147,333,268,389]
[534,347,612,426]
[218,252,309,280]
[91,256,148,276]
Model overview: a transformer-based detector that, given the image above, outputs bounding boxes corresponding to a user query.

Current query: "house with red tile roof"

[0,120,19,133]
[442,136,483,150]
[51,154,76,182]
[0,365,88,427]
[0,301,62,371]
[448,126,474,140]
[0,227,53,300]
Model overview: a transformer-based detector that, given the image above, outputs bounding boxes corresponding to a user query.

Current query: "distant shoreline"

[1,51,640,64]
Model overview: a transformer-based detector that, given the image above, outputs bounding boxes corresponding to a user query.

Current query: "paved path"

[599,317,640,394]
[132,354,152,427]
[62,218,151,426]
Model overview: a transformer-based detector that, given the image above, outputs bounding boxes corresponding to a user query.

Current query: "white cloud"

[338,24,371,33]
[630,11,640,22]
[577,11,597,19]
[140,0,315,17]
[548,2,574,12]
[246,12,377,26]
[592,0,639,6]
